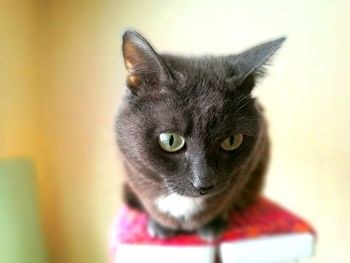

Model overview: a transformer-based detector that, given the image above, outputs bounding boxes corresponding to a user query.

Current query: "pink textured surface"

[109,197,315,256]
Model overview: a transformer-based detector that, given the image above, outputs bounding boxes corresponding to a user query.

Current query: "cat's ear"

[228,37,286,92]
[122,30,170,93]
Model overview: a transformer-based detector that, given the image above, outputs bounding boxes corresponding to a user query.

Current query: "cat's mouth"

[166,183,224,198]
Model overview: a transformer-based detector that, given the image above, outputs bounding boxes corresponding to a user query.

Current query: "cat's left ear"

[122,30,171,93]
[228,37,286,91]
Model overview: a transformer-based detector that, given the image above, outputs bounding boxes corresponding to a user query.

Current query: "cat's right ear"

[227,37,286,93]
[122,31,170,93]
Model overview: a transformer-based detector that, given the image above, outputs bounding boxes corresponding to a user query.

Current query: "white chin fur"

[155,193,204,219]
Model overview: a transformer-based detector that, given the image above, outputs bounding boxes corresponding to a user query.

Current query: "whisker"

[235,99,254,112]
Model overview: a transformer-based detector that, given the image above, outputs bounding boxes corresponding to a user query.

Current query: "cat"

[115,30,285,240]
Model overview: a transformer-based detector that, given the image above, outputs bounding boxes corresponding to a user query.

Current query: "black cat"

[116,30,285,240]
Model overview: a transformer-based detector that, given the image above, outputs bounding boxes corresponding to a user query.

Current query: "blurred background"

[1,0,349,262]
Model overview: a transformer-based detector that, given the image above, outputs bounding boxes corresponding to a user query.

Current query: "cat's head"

[116,31,284,198]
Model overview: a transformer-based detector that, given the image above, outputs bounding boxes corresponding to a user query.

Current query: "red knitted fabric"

[110,197,315,256]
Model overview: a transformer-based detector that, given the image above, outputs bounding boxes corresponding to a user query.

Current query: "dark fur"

[116,31,284,239]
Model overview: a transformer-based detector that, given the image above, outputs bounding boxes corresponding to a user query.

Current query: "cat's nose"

[191,181,215,195]
[190,154,215,195]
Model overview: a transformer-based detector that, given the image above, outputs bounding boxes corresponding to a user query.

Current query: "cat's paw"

[147,218,178,239]
[197,216,229,242]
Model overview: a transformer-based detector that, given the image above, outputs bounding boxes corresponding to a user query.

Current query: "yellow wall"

[1,0,350,262]
[0,0,39,159]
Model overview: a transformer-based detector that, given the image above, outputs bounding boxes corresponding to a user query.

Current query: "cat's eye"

[158,132,185,152]
[220,134,243,151]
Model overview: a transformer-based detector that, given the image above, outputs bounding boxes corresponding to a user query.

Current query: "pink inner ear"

[125,60,133,71]
[125,59,139,86]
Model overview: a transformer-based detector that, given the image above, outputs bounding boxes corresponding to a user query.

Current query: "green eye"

[220,134,243,151]
[158,132,185,152]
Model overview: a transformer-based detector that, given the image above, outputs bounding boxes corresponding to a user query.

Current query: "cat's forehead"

[167,79,229,115]
[162,55,237,100]
[147,86,234,131]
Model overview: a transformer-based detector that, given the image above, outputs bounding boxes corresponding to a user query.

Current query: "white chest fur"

[155,193,204,219]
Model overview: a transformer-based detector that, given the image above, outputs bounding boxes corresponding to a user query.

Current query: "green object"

[158,132,185,152]
[0,158,47,263]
